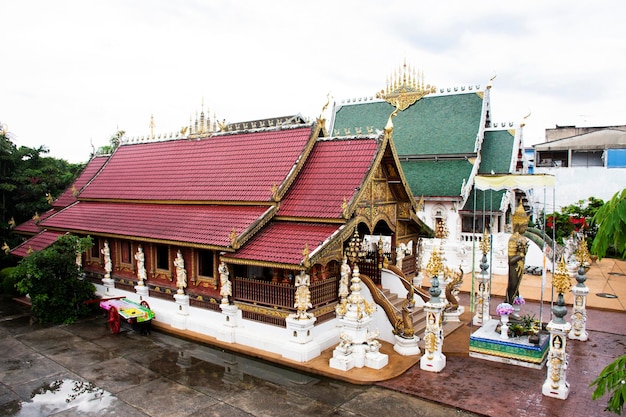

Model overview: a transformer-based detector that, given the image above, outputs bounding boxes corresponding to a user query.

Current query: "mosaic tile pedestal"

[469,319,549,369]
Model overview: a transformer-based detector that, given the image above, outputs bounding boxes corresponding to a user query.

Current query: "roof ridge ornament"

[384,107,399,135]
[376,61,436,111]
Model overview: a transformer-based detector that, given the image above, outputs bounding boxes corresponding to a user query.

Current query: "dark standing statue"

[506,203,529,310]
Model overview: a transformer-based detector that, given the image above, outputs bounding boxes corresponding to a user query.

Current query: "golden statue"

[506,203,529,306]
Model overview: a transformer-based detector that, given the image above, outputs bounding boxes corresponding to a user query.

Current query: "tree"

[13,234,96,324]
[0,127,84,269]
[591,188,626,260]
[591,354,626,415]
[94,130,124,156]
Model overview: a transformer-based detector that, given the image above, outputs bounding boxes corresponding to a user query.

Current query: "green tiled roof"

[332,92,484,155]
[462,189,507,212]
[401,159,474,198]
[479,130,515,174]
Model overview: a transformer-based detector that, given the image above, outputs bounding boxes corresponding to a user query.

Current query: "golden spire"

[479,229,491,254]
[425,246,443,277]
[8,217,15,228]
[377,60,436,110]
[552,255,572,294]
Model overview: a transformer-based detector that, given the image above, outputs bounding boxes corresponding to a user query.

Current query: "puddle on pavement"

[3,378,115,416]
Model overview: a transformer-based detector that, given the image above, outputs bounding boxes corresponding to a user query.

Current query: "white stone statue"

[135,245,147,286]
[219,262,232,304]
[338,256,350,300]
[101,241,112,278]
[174,250,187,294]
[294,270,312,319]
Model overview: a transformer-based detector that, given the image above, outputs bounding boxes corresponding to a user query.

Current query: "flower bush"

[496,302,514,316]
[513,295,525,306]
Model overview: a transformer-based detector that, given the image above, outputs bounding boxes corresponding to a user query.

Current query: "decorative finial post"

[543,256,572,400]
[330,264,388,371]
[473,229,492,325]
[420,269,447,372]
[568,240,590,341]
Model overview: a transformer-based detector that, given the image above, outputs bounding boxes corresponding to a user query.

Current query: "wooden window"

[120,241,132,264]
[197,249,214,277]
[91,237,100,259]
[156,245,169,270]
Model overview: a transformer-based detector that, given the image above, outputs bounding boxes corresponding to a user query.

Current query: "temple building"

[330,64,530,275]
[11,109,435,361]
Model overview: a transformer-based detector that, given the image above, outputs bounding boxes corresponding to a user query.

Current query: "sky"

[2,0,626,163]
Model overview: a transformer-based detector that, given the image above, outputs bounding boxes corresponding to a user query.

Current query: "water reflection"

[10,378,115,416]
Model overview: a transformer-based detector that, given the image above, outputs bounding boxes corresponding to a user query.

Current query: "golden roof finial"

[271,183,278,198]
[377,60,436,110]
[320,93,330,119]
[302,243,310,269]
[341,196,349,218]
[384,107,399,135]
[32,212,40,222]
[1,241,9,254]
[8,217,15,229]
[229,228,239,248]
[46,192,54,205]
[71,185,78,197]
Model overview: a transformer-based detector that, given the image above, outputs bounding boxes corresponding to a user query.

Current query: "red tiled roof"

[224,222,343,266]
[13,209,56,235]
[54,155,108,208]
[40,202,269,247]
[10,230,65,257]
[278,138,379,218]
[79,127,314,202]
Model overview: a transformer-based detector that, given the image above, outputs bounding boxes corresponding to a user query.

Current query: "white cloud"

[2,0,626,162]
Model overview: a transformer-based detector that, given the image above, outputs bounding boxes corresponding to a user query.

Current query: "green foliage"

[13,235,96,324]
[508,314,539,337]
[544,197,603,246]
[95,130,124,155]
[0,129,85,269]
[592,189,626,260]
[0,266,19,295]
[591,354,626,415]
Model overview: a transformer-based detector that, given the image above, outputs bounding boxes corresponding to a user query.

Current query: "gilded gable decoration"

[229,227,239,249]
[302,243,310,269]
[376,61,436,111]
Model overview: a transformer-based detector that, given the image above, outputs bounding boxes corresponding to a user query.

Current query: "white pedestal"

[172,293,189,330]
[542,321,572,400]
[393,334,421,356]
[568,286,589,341]
[444,305,464,323]
[217,304,239,343]
[420,301,447,373]
[473,276,490,326]
[329,348,355,371]
[282,315,320,362]
[365,350,388,369]
[102,277,115,294]
[134,285,149,300]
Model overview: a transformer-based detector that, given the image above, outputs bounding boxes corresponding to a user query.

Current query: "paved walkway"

[2,258,624,416]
